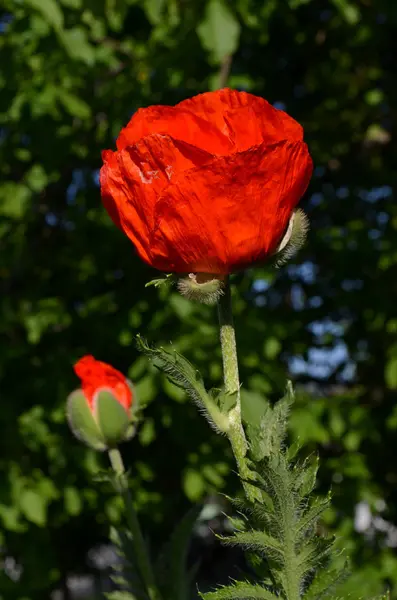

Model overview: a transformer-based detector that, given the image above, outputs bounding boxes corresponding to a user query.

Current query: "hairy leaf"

[246,383,294,461]
[202,581,280,600]
[106,527,148,600]
[136,336,229,433]
[221,530,283,561]
[304,562,350,600]
[204,392,344,600]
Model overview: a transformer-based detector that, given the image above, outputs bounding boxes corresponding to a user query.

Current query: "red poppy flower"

[100,88,313,275]
[74,355,132,412]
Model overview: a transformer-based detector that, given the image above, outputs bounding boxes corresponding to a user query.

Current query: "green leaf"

[64,486,83,516]
[295,495,330,538]
[365,89,384,106]
[217,389,238,413]
[246,383,294,461]
[385,356,397,389]
[221,530,283,560]
[20,489,47,526]
[106,0,128,31]
[304,562,350,600]
[263,337,281,360]
[60,27,96,65]
[183,469,205,502]
[197,0,241,63]
[21,297,71,345]
[0,183,30,219]
[155,505,201,600]
[24,164,48,193]
[288,0,312,7]
[145,274,174,288]
[331,0,360,24]
[59,91,91,119]
[0,504,24,532]
[201,581,279,600]
[241,390,268,427]
[294,454,319,498]
[107,593,139,600]
[136,336,228,433]
[107,593,138,600]
[26,0,64,32]
[143,0,167,25]
[60,0,82,7]
[107,527,148,600]
[214,429,340,600]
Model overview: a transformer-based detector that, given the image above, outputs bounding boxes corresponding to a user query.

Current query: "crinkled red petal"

[116,89,303,157]
[101,134,212,267]
[176,88,304,151]
[149,140,313,273]
[116,106,233,155]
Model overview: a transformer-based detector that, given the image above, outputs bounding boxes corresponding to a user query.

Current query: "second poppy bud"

[67,355,136,451]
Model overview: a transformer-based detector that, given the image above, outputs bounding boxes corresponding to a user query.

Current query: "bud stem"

[217,277,261,503]
[108,448,162,600]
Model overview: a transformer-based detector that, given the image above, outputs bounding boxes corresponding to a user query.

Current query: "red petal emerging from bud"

[74,355,132,412]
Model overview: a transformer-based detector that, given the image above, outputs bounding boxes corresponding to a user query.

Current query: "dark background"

[1,0,397,598]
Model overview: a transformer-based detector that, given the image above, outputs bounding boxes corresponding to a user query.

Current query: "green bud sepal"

[67,388,136,451]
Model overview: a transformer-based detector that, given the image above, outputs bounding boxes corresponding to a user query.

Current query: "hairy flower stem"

[108,448,162,600]
[217,278,260,503]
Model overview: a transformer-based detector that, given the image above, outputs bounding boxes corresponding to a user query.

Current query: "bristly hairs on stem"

[217,277,263,503]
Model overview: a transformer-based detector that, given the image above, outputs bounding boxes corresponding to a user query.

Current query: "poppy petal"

[74,355,132,410]
[101,134,213,266]
[177,88,304,151]
[150,140,313,273]
[101,149,152,264]
[116,106,233,155]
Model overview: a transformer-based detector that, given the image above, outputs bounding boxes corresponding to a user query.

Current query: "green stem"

[217,277,260,503]
[108,448,162,600]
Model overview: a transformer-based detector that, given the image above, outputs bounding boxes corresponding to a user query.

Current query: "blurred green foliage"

[1,0,397,597]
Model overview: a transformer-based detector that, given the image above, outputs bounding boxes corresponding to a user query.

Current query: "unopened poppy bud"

[67,355,136,451]
[177,273,225,305]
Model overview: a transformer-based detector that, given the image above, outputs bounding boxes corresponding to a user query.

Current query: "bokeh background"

[1,0,397,598]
